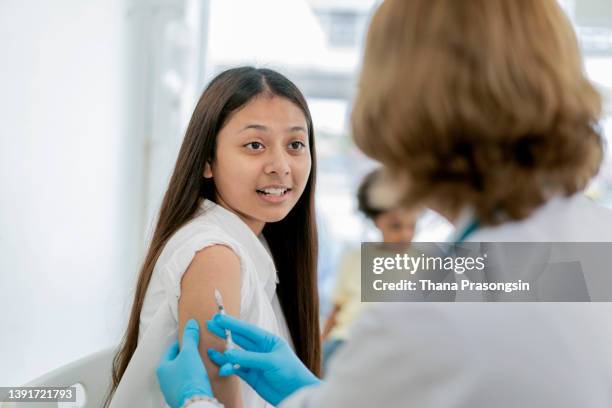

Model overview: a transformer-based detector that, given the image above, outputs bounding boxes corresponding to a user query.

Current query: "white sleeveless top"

[110,199,291,408]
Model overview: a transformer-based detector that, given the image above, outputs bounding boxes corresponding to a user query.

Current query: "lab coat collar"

[200,199,279,299]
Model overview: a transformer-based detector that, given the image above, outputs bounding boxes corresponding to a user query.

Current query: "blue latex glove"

[206,313,322,406]
[156,319,214,408]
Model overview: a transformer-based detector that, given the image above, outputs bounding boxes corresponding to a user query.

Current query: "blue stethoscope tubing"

[456,220,479,243]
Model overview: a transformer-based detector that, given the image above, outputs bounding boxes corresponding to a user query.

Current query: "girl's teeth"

[260,188,287,196]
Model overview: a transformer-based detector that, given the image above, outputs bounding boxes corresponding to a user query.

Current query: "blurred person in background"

[320,168,419,373]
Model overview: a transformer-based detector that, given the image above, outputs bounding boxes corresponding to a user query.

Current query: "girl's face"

[205,95,312,235]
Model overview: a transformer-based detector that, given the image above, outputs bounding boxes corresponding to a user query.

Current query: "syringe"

[214,288,235,351]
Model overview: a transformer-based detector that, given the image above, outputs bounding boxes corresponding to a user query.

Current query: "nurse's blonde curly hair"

[352,0,604,225]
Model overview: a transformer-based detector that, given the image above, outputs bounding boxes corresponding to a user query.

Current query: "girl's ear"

[203,162,213,179]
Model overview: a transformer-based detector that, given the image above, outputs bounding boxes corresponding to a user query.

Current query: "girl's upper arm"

[178,244,243,408]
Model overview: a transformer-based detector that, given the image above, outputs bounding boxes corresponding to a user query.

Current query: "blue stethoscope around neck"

[455,219,480,243]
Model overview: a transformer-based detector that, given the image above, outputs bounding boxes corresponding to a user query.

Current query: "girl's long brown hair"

[106,67,320,405]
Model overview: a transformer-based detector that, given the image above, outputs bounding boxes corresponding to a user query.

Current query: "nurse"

[157,0,612,406]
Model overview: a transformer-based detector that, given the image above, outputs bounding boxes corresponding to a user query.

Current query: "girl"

[107,67,320,407]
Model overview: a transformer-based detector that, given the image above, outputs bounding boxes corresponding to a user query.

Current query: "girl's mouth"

[256,187,292,203]
[256,187,291,197]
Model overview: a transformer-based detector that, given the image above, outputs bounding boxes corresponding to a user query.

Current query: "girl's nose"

[264,148,291,176]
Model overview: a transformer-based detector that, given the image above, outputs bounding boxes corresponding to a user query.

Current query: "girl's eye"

[245,141,264,150]
[289,141,306,150]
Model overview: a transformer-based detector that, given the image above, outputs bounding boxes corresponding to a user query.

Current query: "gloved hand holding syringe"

[157,290,322,407]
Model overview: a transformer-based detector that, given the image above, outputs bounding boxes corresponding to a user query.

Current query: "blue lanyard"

[456,220,479,243]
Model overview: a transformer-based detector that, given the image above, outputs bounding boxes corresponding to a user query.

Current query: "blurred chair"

[0,347,115,408]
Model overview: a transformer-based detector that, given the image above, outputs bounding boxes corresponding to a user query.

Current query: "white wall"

[0,0,139,385]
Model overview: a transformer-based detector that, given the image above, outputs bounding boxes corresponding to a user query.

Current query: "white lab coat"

[281,194,612,408]
[178,194,612,408]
